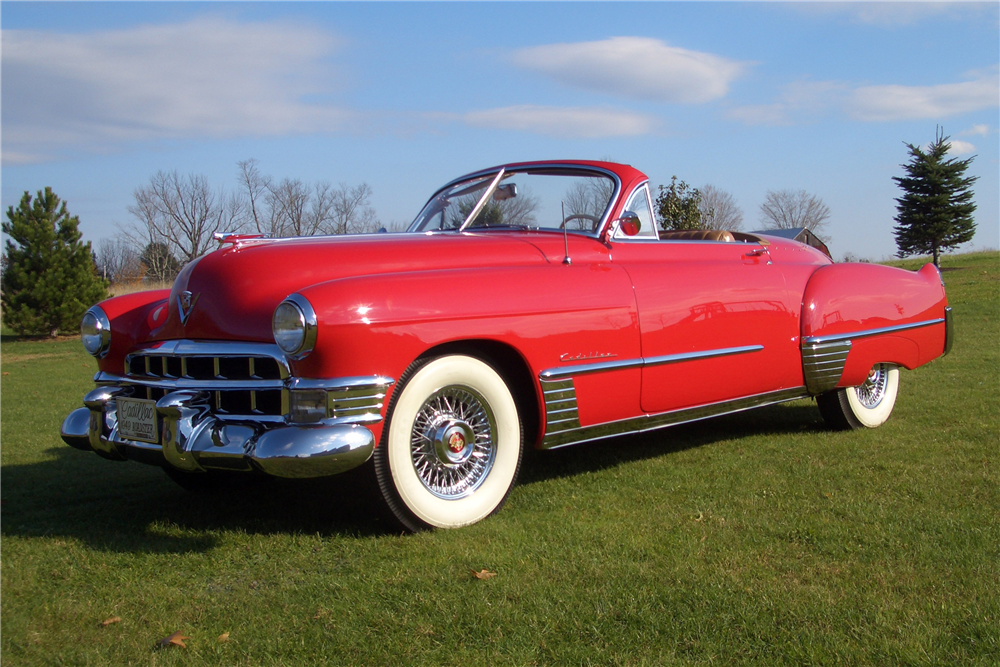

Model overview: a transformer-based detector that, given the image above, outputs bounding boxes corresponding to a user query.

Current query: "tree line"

[655,177,832,237]
[99,159,383,284]
[0,131,979,336]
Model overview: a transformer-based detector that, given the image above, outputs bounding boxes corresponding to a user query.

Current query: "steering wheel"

[560,214,601,231]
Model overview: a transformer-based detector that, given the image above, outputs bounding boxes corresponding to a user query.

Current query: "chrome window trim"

[802,317,945,346]
[458,168,506,232]
[541,387,808,449]
[540,344,764,380]
[410,163,623,238]
[612,182,660,242]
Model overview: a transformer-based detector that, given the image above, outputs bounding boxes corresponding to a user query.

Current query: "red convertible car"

[61,160,952,531]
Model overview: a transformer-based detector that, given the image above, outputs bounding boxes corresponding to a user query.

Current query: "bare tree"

[758,189,830,234]
[236,158,279,236]
[235,160,380,237]
[96,237,145,284]
[698,185,744,231]
[325,182,380,235]
[128,171,240,263]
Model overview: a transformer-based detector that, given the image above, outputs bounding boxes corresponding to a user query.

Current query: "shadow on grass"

[1,402,824,552]
[521,401,825,485]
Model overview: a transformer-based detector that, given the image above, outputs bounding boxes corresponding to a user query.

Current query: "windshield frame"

[407,163,623,237]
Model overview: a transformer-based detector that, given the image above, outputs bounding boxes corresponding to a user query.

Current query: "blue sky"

[2,2,998,261]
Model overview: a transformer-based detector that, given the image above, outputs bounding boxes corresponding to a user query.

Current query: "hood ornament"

[177,291,200,325]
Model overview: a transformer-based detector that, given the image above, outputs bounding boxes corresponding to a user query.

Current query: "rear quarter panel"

[802,262,948,386]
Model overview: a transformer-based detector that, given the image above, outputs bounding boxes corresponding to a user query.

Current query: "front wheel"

[374,355,523,532]
[817,363,900,430]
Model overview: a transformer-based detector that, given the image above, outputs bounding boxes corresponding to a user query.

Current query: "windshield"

[408,169,618,234]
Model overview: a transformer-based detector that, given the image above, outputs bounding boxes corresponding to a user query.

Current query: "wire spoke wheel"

[817,363,900,430]
[854,363,890,409]
[374,355,523,531]
[410,386,497,499]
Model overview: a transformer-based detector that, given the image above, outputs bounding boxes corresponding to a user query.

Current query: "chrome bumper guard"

[60,377,392,479]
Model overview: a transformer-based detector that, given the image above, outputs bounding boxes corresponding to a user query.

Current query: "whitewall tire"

[818,363,900,430]
[374,355,523,531]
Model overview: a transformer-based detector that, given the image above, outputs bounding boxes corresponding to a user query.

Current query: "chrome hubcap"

[410,386,496,499]
[856,364,889,408]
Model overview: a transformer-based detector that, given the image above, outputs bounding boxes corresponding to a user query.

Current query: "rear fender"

[801,263,948,393]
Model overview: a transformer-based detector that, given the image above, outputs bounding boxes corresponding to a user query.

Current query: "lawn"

[2,252,997,666]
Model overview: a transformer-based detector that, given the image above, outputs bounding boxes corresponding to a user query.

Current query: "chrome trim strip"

[943,307,954,355]
[802,317,946,346]
[109,377,285,391]
[541,387,808,449]
[540,345,764,380]
[643,345,764,368]
[459,168,506,231]
[287,376,394,392]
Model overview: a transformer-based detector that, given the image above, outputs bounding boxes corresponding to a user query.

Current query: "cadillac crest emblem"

[177,291,200,325]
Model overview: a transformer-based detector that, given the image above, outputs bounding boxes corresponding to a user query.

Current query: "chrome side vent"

[801,339,852,395]
[540,377,581,444]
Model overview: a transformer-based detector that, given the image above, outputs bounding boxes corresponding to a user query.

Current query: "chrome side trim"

[944,307,954,355]
[540,344,764,380]
[802,317,946,346]
[801,339,852,395]
[540,377,581,435]
[541,387,809,449]
[643,345,765,368]
[287,375,395,392]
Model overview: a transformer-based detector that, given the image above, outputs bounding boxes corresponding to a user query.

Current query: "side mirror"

[494,183,517,201]
[617,211,641,237]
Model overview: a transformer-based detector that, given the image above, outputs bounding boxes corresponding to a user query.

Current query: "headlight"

[272,294,317,359]
[81,306,111,357]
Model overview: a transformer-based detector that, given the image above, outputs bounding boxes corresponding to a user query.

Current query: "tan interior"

[659,229,736,242]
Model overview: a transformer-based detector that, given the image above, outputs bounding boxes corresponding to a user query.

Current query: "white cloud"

[959,124,992,137]
[849,70,999,121]
[945,140,977,155]
[511,37,747,104]
[1,18,353,163]
[728,80,847,125]
[461,105,656,139]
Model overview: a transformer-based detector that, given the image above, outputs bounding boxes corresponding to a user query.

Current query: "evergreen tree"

[655,176,702,231]
[2,188,108,336]
[893,129,977,268]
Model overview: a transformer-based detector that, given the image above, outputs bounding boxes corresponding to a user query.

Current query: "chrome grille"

[123,341,289,418]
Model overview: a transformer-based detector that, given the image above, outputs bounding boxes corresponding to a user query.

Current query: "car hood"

[151,232,553,342]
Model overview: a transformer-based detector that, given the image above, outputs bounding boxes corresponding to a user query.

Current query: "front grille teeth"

[124,345,288,418]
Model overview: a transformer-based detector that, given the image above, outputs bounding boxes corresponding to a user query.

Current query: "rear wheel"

[817,363,899,430]
[374,355,523,532]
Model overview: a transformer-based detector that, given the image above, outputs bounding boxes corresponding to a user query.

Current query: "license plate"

[117,397,159,444]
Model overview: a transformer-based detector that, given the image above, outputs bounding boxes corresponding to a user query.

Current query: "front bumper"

[61,384,382,479]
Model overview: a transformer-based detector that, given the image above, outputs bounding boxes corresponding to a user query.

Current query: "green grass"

[2,252,997,666]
